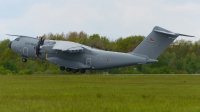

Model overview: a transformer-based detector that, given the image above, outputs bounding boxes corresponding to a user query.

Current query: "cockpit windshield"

[15,38,20,41]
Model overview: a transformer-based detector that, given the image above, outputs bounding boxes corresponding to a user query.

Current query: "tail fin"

[132,26,194,59]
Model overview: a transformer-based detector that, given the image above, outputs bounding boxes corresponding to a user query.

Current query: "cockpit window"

[15,38,20,41]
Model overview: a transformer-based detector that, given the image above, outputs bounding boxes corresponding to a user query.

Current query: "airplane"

[8,26,194,73]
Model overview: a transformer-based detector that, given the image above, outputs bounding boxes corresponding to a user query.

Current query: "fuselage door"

[86,58,91,67]
[23,47,28,57]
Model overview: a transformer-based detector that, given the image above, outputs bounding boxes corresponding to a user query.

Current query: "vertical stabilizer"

[132,26,179,59]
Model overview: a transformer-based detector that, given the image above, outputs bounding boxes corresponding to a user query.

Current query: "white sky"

[0,0,199,42]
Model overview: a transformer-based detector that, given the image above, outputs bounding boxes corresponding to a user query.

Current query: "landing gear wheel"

[66,68,72,72]
[60,66,65,71]
[22,58,27,62]
[72,69,78,73]
[80,69,86,74]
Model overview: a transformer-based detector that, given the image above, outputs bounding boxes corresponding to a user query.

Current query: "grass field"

[0,75,200,112]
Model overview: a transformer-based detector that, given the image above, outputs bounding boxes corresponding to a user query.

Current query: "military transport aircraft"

[8,26,194,73]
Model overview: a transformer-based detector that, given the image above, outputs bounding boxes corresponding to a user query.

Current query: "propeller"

[35,37,45,58]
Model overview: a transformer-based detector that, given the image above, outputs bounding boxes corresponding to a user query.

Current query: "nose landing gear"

[22,58,27,62]
[71,69,79,73]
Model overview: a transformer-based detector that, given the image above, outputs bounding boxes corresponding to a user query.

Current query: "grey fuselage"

[9,37,154,70]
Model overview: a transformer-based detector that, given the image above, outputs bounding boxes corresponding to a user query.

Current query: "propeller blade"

[6,34,36,38]
[41,38,45,45]
[35,37,45,58]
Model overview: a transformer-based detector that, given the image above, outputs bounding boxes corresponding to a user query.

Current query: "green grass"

[0,75,200,112]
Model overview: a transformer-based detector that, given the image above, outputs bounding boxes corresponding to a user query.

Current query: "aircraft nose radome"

[8,41,12,49]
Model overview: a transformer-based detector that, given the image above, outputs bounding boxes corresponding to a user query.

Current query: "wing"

[52,41,84,53]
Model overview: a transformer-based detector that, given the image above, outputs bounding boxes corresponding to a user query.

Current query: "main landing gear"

[60,66,86,74]
[80,69,86,74]
[60,66,65,71]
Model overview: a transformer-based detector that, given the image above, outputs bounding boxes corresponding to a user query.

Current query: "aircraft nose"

[8,41,12,49]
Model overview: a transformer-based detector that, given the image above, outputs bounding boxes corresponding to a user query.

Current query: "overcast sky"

[0,0,199,42]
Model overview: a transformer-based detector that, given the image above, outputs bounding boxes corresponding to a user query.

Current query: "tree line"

[0,31,200,75]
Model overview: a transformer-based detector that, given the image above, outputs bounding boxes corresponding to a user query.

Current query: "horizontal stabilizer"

[146,59,158,63]
[154,30,176,36]
[178,33,195,37]
[154,29,194,37]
